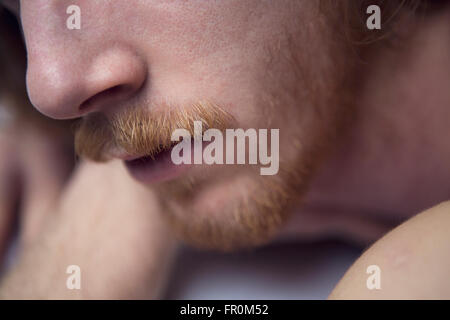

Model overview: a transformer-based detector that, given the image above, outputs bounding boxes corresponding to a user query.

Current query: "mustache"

[74,101,235,162]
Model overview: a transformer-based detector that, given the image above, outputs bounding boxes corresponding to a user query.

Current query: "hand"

[0,159,178,299]
[0,119,73,264]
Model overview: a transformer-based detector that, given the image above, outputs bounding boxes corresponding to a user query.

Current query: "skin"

[0,0,449,298]
[22,0,351,250]
[22,0,360,251]
[0,160,177,299]
[329,201,450,299]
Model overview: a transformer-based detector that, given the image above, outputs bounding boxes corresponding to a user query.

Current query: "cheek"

[130,0,255,63]
[126,1,293,119]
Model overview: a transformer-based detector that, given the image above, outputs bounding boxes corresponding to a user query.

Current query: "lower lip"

[124,147,189,184]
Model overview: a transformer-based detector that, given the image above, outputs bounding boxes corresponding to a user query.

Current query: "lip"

[109,150,143,162]
[109,150,142,161]
[120,145,190,184]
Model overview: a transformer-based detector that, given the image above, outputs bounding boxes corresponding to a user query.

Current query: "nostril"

[79,85,127,112]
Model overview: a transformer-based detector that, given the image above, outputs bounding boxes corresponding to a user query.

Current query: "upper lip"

[107,148,144,161]
[107,141,179,162]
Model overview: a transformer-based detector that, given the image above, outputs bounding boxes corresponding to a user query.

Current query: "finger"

[329,201,450,299]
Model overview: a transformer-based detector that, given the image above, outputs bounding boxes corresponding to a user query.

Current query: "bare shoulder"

[329,201,450,299]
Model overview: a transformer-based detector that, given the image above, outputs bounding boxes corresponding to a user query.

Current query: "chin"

[152,159,311,251]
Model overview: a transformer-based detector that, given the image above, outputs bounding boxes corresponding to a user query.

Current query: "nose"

[27,48,147,120]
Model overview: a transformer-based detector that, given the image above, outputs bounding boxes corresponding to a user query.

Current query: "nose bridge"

[23,1,147,120]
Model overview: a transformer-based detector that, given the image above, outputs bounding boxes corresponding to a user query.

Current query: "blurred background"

[164,241,360,299]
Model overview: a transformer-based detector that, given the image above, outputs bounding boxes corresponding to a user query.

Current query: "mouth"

[122,142,189,184]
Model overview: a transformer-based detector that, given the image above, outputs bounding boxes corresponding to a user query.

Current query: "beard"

[73,14,357,251]
[73,101,312,251]
[154,159,315,251]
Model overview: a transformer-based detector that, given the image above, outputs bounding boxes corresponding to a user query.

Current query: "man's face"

[20,0,355,250]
